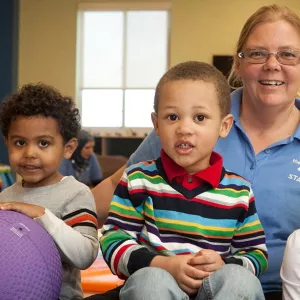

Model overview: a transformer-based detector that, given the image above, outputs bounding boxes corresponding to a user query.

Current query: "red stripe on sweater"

[114,243,136,276]
[65,213,98,227]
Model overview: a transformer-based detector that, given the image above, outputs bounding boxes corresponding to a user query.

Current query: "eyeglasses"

[238,49,300,65]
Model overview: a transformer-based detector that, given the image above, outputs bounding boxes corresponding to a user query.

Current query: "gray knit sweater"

[0,176,99,300]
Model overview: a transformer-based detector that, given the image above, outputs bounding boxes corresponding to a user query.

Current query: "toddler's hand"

[188,249,225,273]
[0,202,45,219]
[151,255,210,296]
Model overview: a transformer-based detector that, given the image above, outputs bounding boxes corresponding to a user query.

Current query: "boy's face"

[152,79,233,174]
[5,115,76,188]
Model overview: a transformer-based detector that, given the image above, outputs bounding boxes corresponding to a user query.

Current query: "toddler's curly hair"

[0,83,81,143]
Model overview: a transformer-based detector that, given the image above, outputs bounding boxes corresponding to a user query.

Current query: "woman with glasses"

[91,4,300,300]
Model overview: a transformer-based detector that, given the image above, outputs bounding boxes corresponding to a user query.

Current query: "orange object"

[81,256,124,293]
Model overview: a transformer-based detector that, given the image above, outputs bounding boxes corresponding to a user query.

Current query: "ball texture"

[0,210,62,300]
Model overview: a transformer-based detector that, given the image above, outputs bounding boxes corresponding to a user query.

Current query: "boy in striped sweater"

[0,83,99,300]
[100,61,268,300]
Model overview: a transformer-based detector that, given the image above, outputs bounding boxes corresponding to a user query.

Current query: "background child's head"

[0,83,80,143]
[154,61,231,118]
[71,129,95,165]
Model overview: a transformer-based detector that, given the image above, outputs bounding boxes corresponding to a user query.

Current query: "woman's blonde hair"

[228,5,300,88]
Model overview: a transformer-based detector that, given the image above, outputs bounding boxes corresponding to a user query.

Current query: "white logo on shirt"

[288,159,300,182]
[292,159,300,165]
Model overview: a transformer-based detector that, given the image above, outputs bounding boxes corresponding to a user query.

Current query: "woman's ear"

[219,114,234,138]
[64,138,78,159]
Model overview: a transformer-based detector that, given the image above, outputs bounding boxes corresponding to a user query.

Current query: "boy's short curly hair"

[0,83,81,143]
[154,61,231,117]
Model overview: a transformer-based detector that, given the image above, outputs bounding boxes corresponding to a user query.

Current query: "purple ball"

[0,210,62,300]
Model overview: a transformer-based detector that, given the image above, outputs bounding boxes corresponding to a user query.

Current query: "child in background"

[99,61,268,300]
[60,129,103,188]
[0,83,99,300]
[281,229,300,300]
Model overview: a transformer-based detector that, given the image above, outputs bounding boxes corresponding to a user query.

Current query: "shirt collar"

[160,149,223,188]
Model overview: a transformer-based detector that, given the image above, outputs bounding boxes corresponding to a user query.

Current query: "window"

[77,3,170,136]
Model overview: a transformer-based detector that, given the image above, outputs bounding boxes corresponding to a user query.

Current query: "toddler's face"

[152,79,232,173]
[5,115,71,188]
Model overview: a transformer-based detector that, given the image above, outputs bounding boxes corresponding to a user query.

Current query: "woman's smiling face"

[236,20,300,108]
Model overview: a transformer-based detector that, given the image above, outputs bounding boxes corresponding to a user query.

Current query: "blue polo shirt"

[128,88,300,292]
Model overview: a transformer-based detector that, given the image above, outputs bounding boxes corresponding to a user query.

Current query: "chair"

[81,255,123,297]
[96,155,128,179]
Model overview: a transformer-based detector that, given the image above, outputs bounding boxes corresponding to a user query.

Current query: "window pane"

[82,12,123,88]
[124,89,154,127]
[126,11,168,88]
[82,89,123,127]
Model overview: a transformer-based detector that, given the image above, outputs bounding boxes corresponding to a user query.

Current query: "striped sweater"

[101,158,268,279]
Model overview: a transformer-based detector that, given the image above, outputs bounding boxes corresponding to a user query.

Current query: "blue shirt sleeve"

[89,152,103,182]
[59,158,75,177]
[127,130,162,166]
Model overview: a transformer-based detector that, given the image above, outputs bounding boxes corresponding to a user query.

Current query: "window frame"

[76,2,171,137]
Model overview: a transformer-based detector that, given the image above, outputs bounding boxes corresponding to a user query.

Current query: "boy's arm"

[92,130,160,227]
[281,229,300,300]
[35,189,99,270]
[228,190,268,277]
[92,165,126,227]
[100,169,158,278]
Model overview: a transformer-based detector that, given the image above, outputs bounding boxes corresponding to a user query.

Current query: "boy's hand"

[150,255,210,296]
[188,249,225,273]
[0,202,45,219]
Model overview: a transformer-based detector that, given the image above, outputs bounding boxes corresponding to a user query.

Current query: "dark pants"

[84,286,282,300]
[264,291,282,300]
[84,286,122,300]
